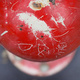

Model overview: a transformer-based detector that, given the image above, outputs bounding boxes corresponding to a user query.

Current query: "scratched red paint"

[0,0,80,61]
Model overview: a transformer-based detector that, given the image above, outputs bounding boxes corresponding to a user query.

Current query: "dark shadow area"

[0,46,80,80]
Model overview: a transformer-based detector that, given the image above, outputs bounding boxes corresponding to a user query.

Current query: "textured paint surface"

[0,0,80,61]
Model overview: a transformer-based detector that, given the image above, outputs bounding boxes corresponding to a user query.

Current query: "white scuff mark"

[5,13,8,17]
[10,2,12,4]
[51,14,67,28]
[5,21,8,24]
[18,43,33,51]
[5,7,7,10]
[29,0,50,11]
[39,15,44,19]
[17,12,52,38]
[1,31,8,36]
[54,31,69,37]
[11,1,18,12]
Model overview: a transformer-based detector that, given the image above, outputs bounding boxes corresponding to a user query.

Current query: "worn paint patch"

[17,12,53,38]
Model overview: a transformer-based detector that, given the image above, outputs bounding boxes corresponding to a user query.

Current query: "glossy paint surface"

[0,0,80,61]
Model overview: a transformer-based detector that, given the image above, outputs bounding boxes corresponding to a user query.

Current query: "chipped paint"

[29,0,50,11]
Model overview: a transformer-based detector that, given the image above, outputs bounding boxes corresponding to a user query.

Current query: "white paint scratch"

[58,42,67,50]
[5,7,7,10]
[39,15,44,19]
[52,37,60,42]
[51,16,58,28]
[5,13,8,17]
[1,31,8,36]
[54,31,69,37]
[57,42,67,54]
[57,15,66,28]
[51,14,66,28]
[11,1,18,12]
[18,43,33,51]
[5,21,8,24]
[37,44,49,56]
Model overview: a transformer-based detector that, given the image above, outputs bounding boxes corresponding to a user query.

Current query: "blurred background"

[0,45,80,80]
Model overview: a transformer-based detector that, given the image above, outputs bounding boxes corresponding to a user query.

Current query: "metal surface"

[0,45,80,80]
